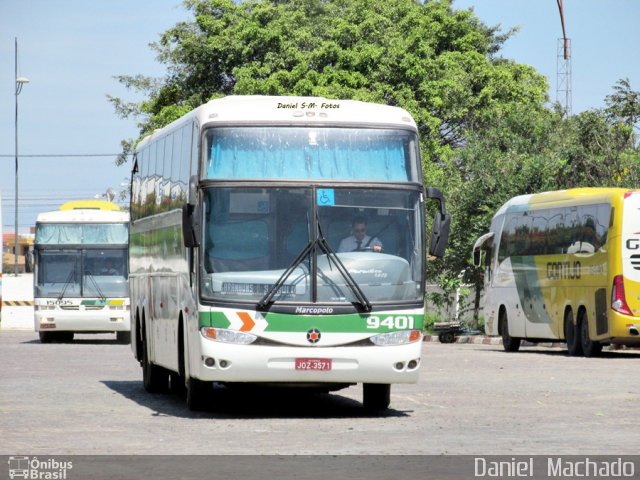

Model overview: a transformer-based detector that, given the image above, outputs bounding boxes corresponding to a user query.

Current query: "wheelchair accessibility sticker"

[317,189,335,206]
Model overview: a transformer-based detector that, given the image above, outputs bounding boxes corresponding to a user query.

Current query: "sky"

[1,0,639,233]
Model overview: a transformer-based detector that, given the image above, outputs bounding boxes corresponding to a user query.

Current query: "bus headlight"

[200,327,257,345]
[370,330,422,346]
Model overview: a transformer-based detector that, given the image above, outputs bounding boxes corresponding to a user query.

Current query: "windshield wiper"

[316,219,371,312]
[258,239,314,310]
[257,213,372,312]
[84,271,106,301]
[58,264,77,301]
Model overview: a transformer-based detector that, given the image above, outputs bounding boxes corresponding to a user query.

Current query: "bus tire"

[500,310,520,352]
[39,331,54,343]
[363,383,391,411]
[186,377,212,411]
[142,334,169,393]
[564,310,582,356]
[579,313,602,357]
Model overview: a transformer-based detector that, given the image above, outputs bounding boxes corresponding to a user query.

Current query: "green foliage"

[423,311,440,333]
[427,273,470,322]
[113,0,547,165]
[110,0,640,305]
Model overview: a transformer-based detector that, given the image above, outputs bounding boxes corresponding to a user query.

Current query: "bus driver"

[338,217,383,253]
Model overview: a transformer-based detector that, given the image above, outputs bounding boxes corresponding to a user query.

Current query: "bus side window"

[596,204,611,249]
[547,213,564,254]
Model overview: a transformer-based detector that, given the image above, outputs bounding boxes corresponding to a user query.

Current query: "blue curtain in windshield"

[207,129,409,181]
[36,224,128,245]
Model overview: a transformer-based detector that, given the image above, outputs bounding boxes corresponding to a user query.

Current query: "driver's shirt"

[337,235,382,253]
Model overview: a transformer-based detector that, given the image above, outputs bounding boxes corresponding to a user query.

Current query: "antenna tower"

[556,0,572,116]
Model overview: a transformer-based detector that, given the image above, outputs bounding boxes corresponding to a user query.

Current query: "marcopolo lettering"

[295,306,334,314]
[547,261,581,280]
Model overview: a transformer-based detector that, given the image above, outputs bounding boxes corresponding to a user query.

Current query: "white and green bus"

[130,96,449,410]
[34,200,130,343]
[473,188,640,356]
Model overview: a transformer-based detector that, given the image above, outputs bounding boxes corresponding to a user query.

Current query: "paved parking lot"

[1,330,639,456]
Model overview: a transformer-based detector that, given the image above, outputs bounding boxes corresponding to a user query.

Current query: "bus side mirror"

[425,187,450,258]
[472,232,494,268]
[429,212,450,258]
[182,176,200,248]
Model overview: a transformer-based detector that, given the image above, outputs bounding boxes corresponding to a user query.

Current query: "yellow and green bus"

[473,188,640,356]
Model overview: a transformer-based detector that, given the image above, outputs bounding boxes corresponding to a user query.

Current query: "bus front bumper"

[192,337,423,385]
[35,310,130,333]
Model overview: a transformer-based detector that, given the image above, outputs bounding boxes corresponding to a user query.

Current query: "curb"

[424,334,502,345]
[423,334,638,351]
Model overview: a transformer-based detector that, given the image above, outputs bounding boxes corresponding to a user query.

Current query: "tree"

[110,0,554,320]
[111,0,548,169]
[605,78,640,146]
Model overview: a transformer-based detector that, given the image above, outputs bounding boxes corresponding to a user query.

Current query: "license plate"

[295,358,332,371]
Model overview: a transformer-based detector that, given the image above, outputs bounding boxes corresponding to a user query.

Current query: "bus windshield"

[200,186,424,305]
[203,127,419,182]
[35,248,128,298]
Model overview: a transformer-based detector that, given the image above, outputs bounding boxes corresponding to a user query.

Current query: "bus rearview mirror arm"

[182,175,201,248]
[425,187,450,258]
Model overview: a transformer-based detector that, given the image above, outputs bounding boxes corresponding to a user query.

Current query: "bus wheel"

[142,337,169,393]
[500,311,520,352]
[38,331,54,343]
[186,377,212,411]
[363,383,391,411]
[580,314,602,357]
[564,310,582,356]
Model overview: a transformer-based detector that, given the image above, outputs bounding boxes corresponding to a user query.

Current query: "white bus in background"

[34,200,130,343]
[130,96,450,411]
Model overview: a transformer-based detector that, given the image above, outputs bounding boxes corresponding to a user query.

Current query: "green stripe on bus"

[200,311,423,333]
[512,256,554,325]
[81,300,108,306]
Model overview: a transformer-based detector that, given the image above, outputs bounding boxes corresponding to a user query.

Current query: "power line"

[0,153,132,158]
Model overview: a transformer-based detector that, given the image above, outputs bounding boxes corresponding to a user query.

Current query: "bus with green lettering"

[34,200,130,343]
[473,188,640,356]
[129,96,450,410]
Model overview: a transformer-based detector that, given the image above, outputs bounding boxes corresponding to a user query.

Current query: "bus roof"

[60,200,121,211]
[137,96,418,149]
[495,187,638,216]
[37,204,129,224]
